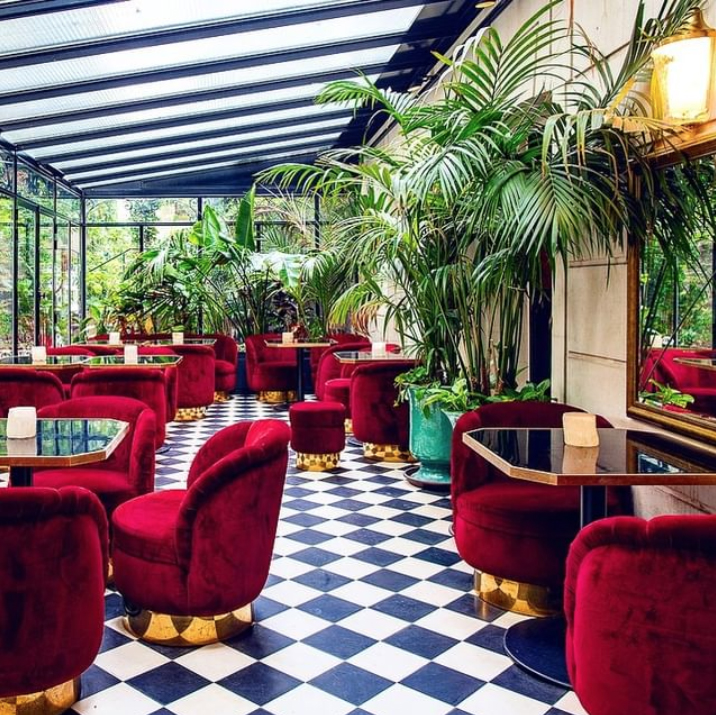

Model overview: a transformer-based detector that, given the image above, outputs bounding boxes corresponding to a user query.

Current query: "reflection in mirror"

[637,155,716,424]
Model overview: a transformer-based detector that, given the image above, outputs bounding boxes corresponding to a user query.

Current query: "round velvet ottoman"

[289,402,346,472]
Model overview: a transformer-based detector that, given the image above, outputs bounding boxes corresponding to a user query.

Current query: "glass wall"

[0,147,81,353]
[0,195,12,355]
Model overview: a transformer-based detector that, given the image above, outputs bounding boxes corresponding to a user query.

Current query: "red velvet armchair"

[0,486,108,714]
[206,333,238,400]
[47,346,94,396]
[71,367,169,448]
[111,419,290,645]
[641,347,716,415]
[565,515,716,715]
[350,361,415,461]
[244,333,297,403]
[309,333,370,387]
[168,344,216,420]
[36,396,156,519]
[451,401,625,616]
[314,341,373,420]
[138,346,179,421]
[0,369,65,417]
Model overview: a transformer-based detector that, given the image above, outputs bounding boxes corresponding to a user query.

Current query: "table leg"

[296,347,305,402]
[9,465,33,487]
[503,485,609,687]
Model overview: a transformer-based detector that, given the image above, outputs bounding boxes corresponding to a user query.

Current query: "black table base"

[504,616,570,687]
[9,465,33,487]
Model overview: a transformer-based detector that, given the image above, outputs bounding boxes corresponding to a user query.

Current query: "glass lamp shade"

[651,10,716,125]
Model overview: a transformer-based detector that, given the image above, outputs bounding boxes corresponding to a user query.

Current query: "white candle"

[108,331,121,345]
[31,346,47,364]
[6,406,37,439]
[124,345,139,364]
[172,331,184,345]
[6,436,37,456]
[371,342,387,356]
[282,332,294,344]
[562,412,600,447]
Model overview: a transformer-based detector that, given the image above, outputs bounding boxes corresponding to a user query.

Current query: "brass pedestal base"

[0,677,80,715]
[344,418,353,434]
[296,452,341,472]
[175,406,208,421]
[213,390,231,403]
[124,603,254,646]
[475,571,561,617]
[363,442,416,463]
[258,390,297,404]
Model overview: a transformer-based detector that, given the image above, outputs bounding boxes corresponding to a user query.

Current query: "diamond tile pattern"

[61,395,580,715]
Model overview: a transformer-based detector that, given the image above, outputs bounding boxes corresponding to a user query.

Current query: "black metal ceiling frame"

[79,146,329,189]
[0,0,127,21]
[0,0,497,196]
[0,17,453,106]
[0,0,451,70]
[60,123,364,176]
[8,53,423,140]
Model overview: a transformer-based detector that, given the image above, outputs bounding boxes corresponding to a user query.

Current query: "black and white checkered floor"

[72,396,588,715]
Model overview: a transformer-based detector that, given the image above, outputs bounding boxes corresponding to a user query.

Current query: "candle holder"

[124,345,139,364]
[562,412,600,447]
[172,331,184,345]
[108,331,122,346]
[6,406,37,439]
[282,332,295,344]
[31,346,47,364]
[371,342,387,356]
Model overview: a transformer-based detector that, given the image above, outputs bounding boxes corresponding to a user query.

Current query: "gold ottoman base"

[124,604,254,646]
[475,571,561,617]
[258,390,297,404]
[175,406,208,421]
[0,677,80,715]
[344,418,353,434]
[296,452,341,472]
[363,442,416,463]
[213,390,231,403]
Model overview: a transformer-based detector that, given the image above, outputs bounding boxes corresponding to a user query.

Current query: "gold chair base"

[124,603,254,646]
[475,571,561,617]
[363,442,416,463]
[175,406,208,421]
[258,390,297,404]
[296,452,341,472]
[213,390,231,403]
[344,418,353,434]
[0,677,80,715]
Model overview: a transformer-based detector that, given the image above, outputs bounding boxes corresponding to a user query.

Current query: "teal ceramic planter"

[407,389,461,490]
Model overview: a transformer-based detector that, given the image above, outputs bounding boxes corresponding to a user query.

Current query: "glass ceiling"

[0,0,481,195]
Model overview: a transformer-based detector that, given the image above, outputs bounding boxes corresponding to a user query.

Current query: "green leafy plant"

[260,0,709,401]
[640,379,696,408]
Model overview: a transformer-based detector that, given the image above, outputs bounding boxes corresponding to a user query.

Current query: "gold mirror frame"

[627,119,716,444]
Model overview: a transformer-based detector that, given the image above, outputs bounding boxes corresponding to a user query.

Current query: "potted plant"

[260,0,706,483]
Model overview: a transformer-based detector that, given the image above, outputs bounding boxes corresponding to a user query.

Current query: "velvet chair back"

[37,396,156,508]
[175,420,290,613]
[0,486,107,698]
[314,341,372,401]
[205,334,238,366]
[71,367,168,447]
[47,346,93,390]
[168,344,216,409]
[0,368,64,417]
[565,515,716,715]
[138,346,179,420]
[350,361,415,448]
[245,333,297,366]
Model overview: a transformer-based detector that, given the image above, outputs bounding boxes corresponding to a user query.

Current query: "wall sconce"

[651,9,716,125]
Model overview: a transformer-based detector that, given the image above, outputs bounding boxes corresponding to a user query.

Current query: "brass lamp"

[651,9,716,125]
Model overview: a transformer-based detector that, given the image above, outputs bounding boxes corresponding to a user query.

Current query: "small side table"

[0,417,129,487]
[264,340,333,401]
[463,427,716,686]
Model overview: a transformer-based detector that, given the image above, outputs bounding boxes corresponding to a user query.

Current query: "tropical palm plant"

[259,0,712,396]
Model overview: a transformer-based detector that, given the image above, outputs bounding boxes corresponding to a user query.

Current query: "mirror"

[628,152,716,443]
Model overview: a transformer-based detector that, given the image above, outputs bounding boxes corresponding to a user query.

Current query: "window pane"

[17,164,54,211]
[38,213,54,347]
[0,149,14,192]
[16,205,36,353]
[57,184,81,222]
[55,221,71,346]
[0,196,13,355]
[70,225,82,339]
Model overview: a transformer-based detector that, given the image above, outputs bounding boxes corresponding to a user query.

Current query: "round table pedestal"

[504,616,570,687]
